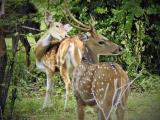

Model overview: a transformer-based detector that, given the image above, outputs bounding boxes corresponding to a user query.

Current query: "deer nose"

[113,46,123,54]
[65,34,69,37]
[118,47,123,52]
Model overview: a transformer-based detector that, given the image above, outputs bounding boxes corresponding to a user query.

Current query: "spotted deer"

[35,8,122,109]
[73,62,129,120]
[35,11,73,108]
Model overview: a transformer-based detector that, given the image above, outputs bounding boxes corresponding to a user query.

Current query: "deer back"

[56,36,84,71]
[73,62,129,107]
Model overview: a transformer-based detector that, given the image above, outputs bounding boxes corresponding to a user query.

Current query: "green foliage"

[139,72,160,93]
[95,7,107,14]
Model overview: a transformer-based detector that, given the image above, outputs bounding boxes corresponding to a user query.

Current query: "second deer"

[73,62,129,120]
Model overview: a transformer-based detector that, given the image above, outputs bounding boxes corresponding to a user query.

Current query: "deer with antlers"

[35,5,122,109]
[63,2,129,120]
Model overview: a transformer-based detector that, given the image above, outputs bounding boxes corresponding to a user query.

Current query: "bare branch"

[21,26,43,32]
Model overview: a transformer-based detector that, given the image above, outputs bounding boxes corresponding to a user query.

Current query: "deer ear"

[64,24,73,32]
[44,11,53,26]
[86,32,91,37]
[80,32,91,42]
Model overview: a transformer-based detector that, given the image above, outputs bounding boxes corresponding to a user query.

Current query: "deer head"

[73,62,129,120]
[81,32,122,63]
[44,11,73,40]
[35,11,73,60]
[63,2,122,62]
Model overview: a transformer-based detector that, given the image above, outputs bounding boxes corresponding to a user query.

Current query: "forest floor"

[5,92,160,120]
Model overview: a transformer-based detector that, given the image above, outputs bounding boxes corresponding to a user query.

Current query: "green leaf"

[134,6,144,17]
[125,14,134,32]
[95,7,106,14]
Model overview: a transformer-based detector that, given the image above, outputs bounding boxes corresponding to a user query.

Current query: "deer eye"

[98,41,105,45]
[56,25,60,27]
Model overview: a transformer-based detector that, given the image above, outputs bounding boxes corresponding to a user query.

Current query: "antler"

[62,11,90,31]
[63,1,92,31]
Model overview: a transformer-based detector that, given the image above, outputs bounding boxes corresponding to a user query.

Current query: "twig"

[116,68,144,91]
[23,69,42,81]
[113,69,144,118]
[21,26,43,32]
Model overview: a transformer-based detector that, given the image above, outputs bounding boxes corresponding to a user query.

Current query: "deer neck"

[82,46,98,64]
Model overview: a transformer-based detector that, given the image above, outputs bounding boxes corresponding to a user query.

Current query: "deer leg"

[94,88,112,120]
[115,94,128,120]
[97,109,104,120]
[60,65,72,110]
[115,83,129,120]
[43,70,53,109]
[98,109,107,120]
[115,104,125,120]
[100,106,112,120]
[76,97,85,120]
[96,98,112,120]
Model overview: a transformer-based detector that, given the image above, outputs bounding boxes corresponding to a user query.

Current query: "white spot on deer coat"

[101,82,104,85]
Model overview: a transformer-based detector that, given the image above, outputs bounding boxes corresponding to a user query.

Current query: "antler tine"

[90,15,96,28]
[99,34,109,41]
[62,10,91,31]
[64,1,91,29]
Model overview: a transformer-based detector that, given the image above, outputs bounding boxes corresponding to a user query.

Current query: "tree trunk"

[0,0,5,16]
[0,30,7,119]
[20,35,31,67]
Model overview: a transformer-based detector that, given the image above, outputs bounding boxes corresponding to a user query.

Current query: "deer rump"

[56,36,84,68]
[73,62,129,118]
